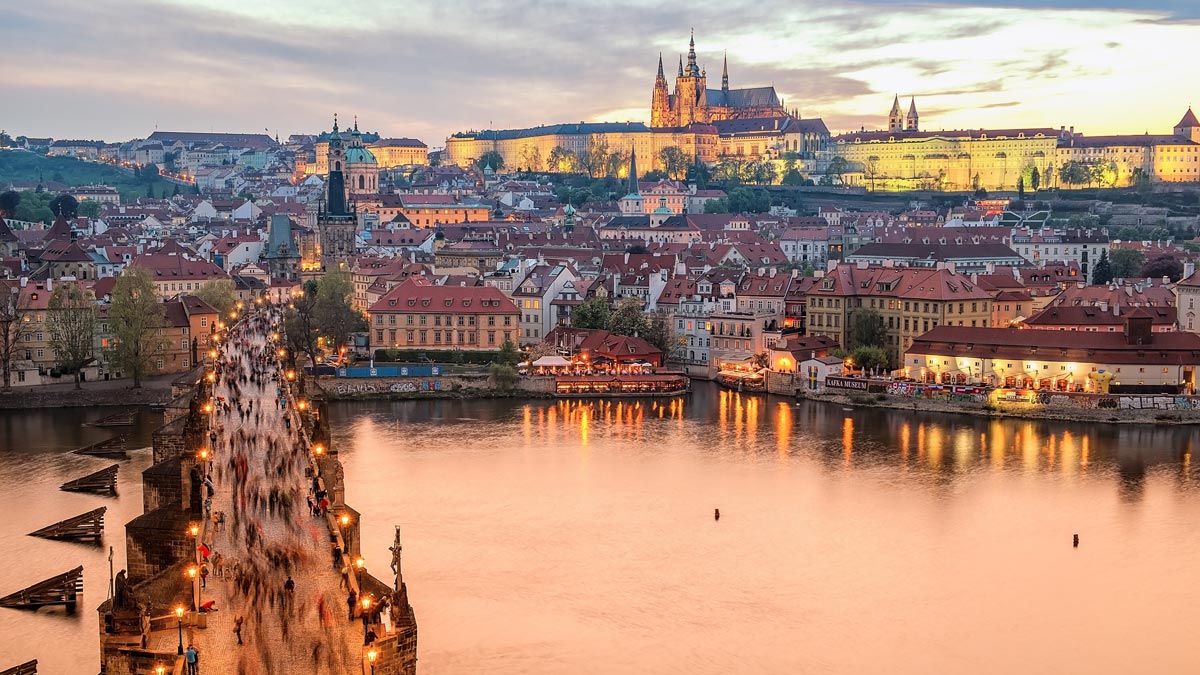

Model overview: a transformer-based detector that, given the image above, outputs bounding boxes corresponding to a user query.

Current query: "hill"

[0,150,182,203]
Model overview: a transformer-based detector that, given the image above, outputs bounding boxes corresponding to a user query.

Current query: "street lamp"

[174,606,184,654]
[157,665,166,675]
[187,565,199,612]
[314,443,324,456]
[297,399,308,411]
[356,556,365,570]
[368,648,378,674]
[361,596,372,639]
[340,514,350,528]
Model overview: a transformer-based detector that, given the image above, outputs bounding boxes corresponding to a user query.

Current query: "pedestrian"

[284,575,295,595]
[234,615,244,645]
[185,644,200,675]
[347,590,357,621]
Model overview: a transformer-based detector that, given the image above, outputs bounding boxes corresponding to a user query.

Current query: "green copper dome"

[345,146,377,164]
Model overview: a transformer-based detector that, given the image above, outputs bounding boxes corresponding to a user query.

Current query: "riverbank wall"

[312,373,555,400]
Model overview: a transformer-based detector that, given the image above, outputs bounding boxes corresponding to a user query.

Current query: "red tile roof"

[368,277,517,314]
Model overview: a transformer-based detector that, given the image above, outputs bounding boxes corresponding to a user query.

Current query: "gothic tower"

[888,95,904,133]
[674,30,709,126]
[906,97,920,132]
[650,53,672,128]
[1174,107,1200,143]
[318,114,358,271]
[721,51,729,93]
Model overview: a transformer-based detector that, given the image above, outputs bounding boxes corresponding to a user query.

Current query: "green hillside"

[0,150,180,204]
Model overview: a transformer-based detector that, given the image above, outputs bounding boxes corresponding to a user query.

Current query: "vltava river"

[329,383,1200,674]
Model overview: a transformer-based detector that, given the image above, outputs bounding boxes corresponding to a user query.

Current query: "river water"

[0,406,159,674]
[328,384,1200,674]
[2,386,1198,673]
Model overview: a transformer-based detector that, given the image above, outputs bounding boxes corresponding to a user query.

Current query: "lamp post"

[361,595,372,639]
[157,665,166,675]
[175,605,184,655]
[368,648,378,675]
[187,563,199,612]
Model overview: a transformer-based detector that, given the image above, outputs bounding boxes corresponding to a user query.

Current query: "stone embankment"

[0,376,178,409]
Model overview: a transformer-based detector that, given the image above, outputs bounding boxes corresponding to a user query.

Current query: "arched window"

[335,161,341,171]
[358,175,365,190]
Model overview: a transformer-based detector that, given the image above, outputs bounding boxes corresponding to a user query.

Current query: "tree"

[748,160,778,186]
[826,156,850,185]
[863,157,880,192]
[1130,167,1151,193]
[476,150,505,172]
[195,278,238,316]
[108,267,166,388]
[609,298,648,338]
[0,190,19,219]
[571,297,611,330]
[1017,177,1025,200]
[1030,167,1041,191]
[1091,249,1113,285]
[315,269,366,356]
[658,146,688,180]
[781,168,805,186]
[520,145,544,173]
[1108,248,1145,280]
[495,337,521,366]
[79,199,102,220]
[489,362,518,390]
[49,194,79,219]
[850,309,886,349]
[605,149,629,179]
[1141,253,1183,281]
[751,352,769,370]
[576,137,609,179]
[48,283,96,389]
[283,281,320,368]
[0,282,32,393]
[1058,161,1090,188]
[851,345,889,372]
[686,162,711,189]
[643,313,674,355]
[547,146,576,173]
[140,164,160,182]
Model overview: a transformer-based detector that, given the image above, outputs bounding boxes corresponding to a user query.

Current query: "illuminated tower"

[1175,107,1200,143]
[318,114,359,271]
[650,53,672,128]
[906,97,920,132]
[674,30,709,126]
[888,95,904,133]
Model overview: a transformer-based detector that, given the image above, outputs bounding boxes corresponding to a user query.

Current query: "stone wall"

[142,457,184,513]
[312,374,557,398]
[125,509,192,584]
[767,371,803,396]
[151,416,187,464]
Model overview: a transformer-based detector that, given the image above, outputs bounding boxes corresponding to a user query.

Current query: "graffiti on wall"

[334,380,428,395]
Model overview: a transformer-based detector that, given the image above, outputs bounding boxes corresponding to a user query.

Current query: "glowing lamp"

[174,606,184,619]
[340,514,350,526]
[355,557,365,570]
[361,596,371,610]
[368,649,378,663]
[187,566,197,579]
[297,400,308,411]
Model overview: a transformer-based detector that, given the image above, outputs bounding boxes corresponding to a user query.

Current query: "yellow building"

[805,264,993,366]
[1054,108,1200,186]
[444,121,718,173]
[368,138,429,168]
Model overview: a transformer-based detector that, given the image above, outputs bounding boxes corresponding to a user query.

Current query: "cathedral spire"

[656,52,665,81]
[721,51,729,91]
[678,55,684,78]
[686,29,699,77]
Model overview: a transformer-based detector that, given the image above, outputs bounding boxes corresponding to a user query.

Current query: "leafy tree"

[489,362,518,390]
[851,345,889,372]
[750,352,769,370]
[0,282,33,392]
[605,149,629,179]
[315,269,366,355]
[194,278,238,316]
[642,313,674,355]
[139,164,160,182]
[476,150,505,172]
[1058,161,1090,188]
[748,160,778,186]
[283,280,320,368]
[686,161,711,189]
[826,156,850,185]
[625,244,649,254]
[520,145,544,172]
[1114,226,1142,241]
[609,298,648,338]
[49,194,79,219]
[48,283,96,389]
[78,199,102,220]
[108,267,167,388]
[495,337,521,366]
[571,297,611,330]
[147,184,155,200]
[1017,177,1025,199]
[1130,167,1150,193]
[547,146,576,173]
[13,190,54,224]
[658,146,688,180]
[576,137,609,179]
[1091,249,1113,284]
[850,308,886,349]
[641,169,669,182]
[1140,253,1183,281]
[0,190,19,219]
[1108,248,1145,280]
[1030,167,1040,191]
[781,168,805,186]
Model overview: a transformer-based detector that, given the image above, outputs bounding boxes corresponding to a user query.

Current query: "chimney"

[1099,301,1108,313]
[46,279,53,292]
[19,277,28,288]
[769,267,777,278]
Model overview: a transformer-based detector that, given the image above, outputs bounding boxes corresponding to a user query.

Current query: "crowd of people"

[190,309,360,674]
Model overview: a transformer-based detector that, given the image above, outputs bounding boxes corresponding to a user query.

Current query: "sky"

[5,0,1197,147]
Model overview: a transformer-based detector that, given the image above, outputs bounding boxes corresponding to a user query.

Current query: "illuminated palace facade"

[833,100,1200,191]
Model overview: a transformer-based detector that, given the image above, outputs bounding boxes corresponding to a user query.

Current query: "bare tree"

[48,282,96,389]
[0,280,32,393]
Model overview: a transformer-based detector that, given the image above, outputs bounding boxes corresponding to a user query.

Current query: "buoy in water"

[1073,534,1079,547]
[714,508,720,521]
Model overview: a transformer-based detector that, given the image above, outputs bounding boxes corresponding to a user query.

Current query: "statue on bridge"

[389,526,403,591]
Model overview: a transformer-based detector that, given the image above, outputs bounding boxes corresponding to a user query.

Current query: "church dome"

[345,146,377,165]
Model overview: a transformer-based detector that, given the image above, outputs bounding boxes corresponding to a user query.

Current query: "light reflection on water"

[330,384,1200,674]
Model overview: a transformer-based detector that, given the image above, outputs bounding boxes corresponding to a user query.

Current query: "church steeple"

[678,55,684,78]
[888,95,903,133]
[628,147,639,195]
[685,28,700,77]
[656,53,665,81]
[721,51,729,92]
[906,97,920,132]
[651,53,671,128]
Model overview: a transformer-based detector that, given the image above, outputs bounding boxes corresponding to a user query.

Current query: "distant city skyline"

[6,0,1197,146]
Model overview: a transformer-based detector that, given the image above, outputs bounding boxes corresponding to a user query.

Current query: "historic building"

[649,32,787,128]
[1055,108,1200,186]
[318,117,360,271]
[367,277,520,351]
[832,97,1065,192]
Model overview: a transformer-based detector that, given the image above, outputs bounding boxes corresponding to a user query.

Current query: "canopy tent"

[531,355,572,368]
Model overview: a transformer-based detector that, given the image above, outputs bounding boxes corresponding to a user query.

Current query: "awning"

[532,355,572,367]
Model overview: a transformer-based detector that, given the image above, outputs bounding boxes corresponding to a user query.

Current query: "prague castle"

[649,31,788,128]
